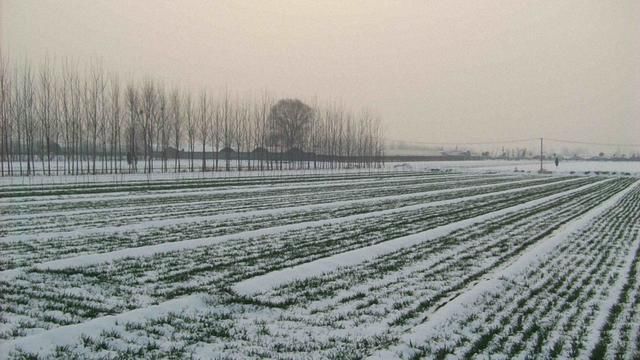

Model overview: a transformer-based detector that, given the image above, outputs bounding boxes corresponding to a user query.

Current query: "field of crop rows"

[1,171,639,359]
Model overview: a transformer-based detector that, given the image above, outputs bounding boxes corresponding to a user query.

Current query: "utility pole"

[539,137,543,173]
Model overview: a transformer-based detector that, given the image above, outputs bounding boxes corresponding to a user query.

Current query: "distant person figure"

[555,156,559,167]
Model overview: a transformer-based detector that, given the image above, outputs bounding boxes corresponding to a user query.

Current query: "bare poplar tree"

[109,74,122,173]
[198,89,209,172]
[184,92,195,172]
[84,62,106,175]
[20,64,36,175]
[156,85,168,172]
[170,87,182,172]
[222,92,232,171]
[141,79,156,173]
[209,97,220,172]
[37,59,55,175]
[0,55,9,176]
[125,83,139,173]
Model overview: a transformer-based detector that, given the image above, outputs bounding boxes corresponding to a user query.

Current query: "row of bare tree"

[0,57,384,176]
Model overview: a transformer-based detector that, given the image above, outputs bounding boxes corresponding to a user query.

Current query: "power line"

[387,138,538,146]
[545,138,640,148]
[389,137,640,148]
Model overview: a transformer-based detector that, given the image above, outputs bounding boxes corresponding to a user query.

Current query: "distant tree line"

[0,57,384,176]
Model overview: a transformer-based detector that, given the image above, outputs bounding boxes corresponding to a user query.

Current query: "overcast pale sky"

[1,0,639,147]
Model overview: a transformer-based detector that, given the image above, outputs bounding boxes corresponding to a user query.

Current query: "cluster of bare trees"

[0,57,384,176]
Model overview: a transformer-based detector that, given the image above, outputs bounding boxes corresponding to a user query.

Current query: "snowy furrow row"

[383,180,640,359]
[1,177,568,269]
[0,174,517,233]
[0,177,590,339]
[1,172,638,359]
[6,178,629,359]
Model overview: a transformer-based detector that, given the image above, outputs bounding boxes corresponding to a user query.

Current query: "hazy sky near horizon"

[2,0,639,147]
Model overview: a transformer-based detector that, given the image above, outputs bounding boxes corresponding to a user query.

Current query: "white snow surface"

[370,179,639,359]
[0,174,519,243]
[2,169,639,359]
[0,294,207,359]
[26,177,581,273]
[232,178,610,296]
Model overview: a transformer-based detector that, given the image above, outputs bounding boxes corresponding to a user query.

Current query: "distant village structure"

[385,140,640,163]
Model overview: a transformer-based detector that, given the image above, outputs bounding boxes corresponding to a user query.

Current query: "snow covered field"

[1,170,639,359]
